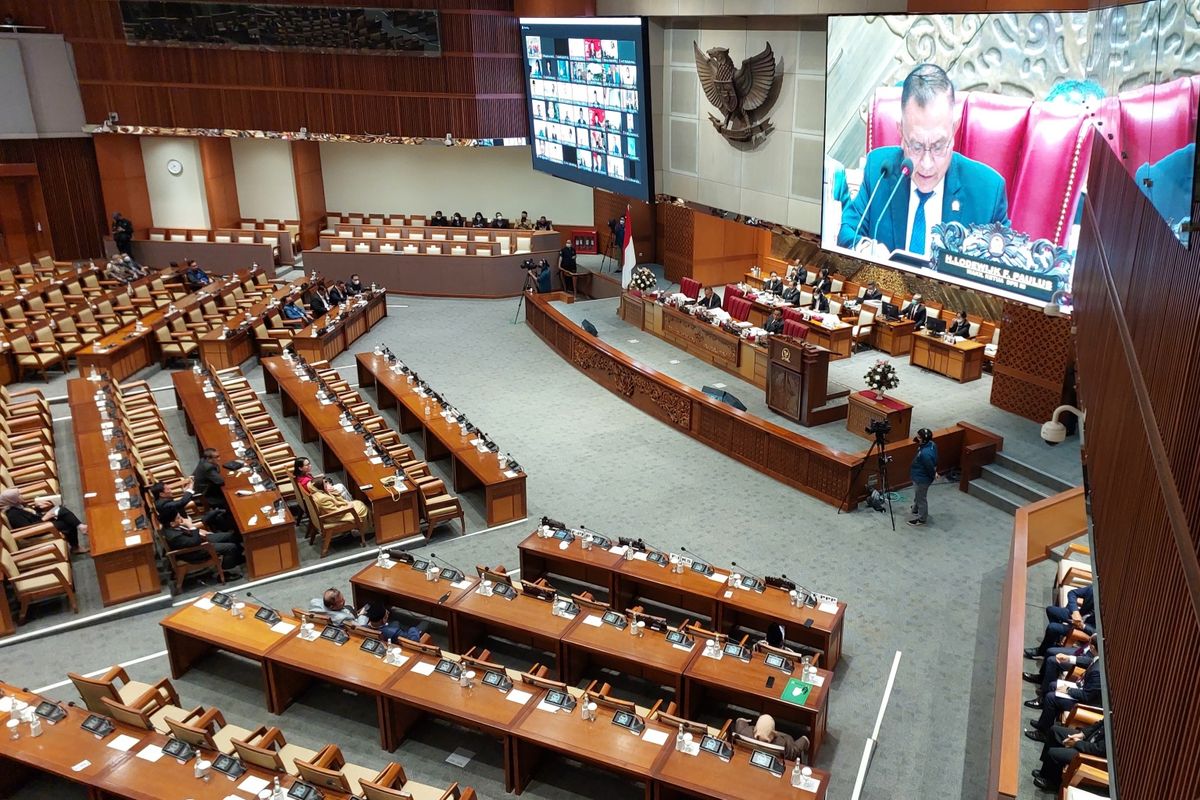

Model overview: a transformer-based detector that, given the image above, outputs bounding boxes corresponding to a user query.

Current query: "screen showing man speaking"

[821,5,1199,307]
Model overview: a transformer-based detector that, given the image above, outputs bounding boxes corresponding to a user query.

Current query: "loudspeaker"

[581,319,599,336]
[701,386,747,411]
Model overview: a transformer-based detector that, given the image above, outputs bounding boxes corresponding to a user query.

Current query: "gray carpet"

[1,288,1087,800]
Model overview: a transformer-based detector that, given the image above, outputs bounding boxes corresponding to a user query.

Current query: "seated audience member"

[733,714,809,763]
[430,210,449,227]
[1024,634,1097,701]
[535,215,553,231]
[492,212,509,229]
[948,310,972,338]
[105,255,136,283]
[309,286,331,318]
[150,478,194,525]
[293,457,315,493]
[191,448,228,509]
[781,279,802,305]
[697,285,722,310]
[184,259,212,288]
[471,212,487,228]
[0,487,88,555]
[762,271,784,294]
[309,587,358,625]
[764,308,785,334]
[902,293,927,328]
[450,212,465,227]
[1024,658,1102,741]
[328,281,347,306]
[814,267,833,296]
[1026,583,1095,659]
[310,476,372,531]
[812,289,831,313]
[862,280,883,301]
[356,601,425,643]
[162,509,243,571]
[1032,717,1107,791]
[346,274,365,295]
[281,298,311,325]
[516,211,535,230]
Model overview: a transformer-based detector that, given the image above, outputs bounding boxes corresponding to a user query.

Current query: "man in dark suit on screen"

[837,64,1009,259]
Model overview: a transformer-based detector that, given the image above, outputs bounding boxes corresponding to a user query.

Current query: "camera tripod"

[839,428,897,531]
[600,231,620,273]
[512,268,538,324]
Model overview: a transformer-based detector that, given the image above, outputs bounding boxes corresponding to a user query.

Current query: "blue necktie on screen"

[909,190,934,254]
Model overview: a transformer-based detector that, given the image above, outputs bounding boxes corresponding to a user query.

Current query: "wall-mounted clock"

[166,158,184,176]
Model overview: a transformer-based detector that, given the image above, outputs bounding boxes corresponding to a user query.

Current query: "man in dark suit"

[1032,718,1106,791]
[112,211,134,256]
[764,308,785,334]
[812,289,830,313]
[1024,634,1096,700]
[862,281,883,301]
[902,294,927,329]
[1027,583,1095,659]
[1025,658,1102,740]
[733,715,808,764]
[837,64,1009,258]
[191,447,228,509]
[781,279,802,305]
[696,286,722,310]
[162,510,243,571]
[762,271,783,294]
[430,210,448,226]
[310,286,330,319]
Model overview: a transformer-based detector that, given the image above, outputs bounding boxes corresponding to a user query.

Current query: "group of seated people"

[103,253,149,283]
[292,456,374,534]
[1023,582,1107,792]
[280,274,369,325]
[427,210,553,231]
[1,488,88,556]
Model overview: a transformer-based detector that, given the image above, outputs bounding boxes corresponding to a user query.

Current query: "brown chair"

[231,726,317,776]
[0,519,68,562]
[164,706,254,755]
[150,516,226,593]
[295,745,386,797]
[154,325,199,367]
[413,477,465,538]
[0,545,76,621]
[299,485,367,555]
[69,666,154,714]
[9,332,64,381]
[101,679,189,734]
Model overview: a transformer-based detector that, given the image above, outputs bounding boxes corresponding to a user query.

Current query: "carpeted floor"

[1,285,1086,800]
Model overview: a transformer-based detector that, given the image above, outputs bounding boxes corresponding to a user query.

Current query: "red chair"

[783,319,809,339]
[1107,75,1200,179]
[782,307,805,324]
[726,297,752,323]
[680,277,701,299]
[724,284,744,302]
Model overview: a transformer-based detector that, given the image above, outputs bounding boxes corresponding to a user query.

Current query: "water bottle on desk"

[791,761,802,788]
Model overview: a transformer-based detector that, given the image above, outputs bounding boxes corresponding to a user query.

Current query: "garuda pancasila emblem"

[694,41,780,143]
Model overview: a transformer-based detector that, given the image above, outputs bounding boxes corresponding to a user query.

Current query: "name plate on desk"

[359,638,386,657]
[931,222,1071,303]
[601,610,628,630]
[320,625,349,645]
[611,710,645,734]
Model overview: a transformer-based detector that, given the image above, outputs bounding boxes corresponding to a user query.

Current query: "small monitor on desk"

[927,317,947,334]
[479,568,514,588]
[881,301,900,321]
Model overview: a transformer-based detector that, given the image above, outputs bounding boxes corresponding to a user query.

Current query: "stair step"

[980,464,1053,503]
[967,478,1027,515]
[993,453,1075,494]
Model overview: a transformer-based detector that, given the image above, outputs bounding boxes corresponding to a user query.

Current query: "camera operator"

[908,428,937,527]
[609,216,625,250]
[535,258,552,293]
[559,241,578,293]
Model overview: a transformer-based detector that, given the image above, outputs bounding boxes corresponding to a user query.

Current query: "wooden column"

[93,135,152,237]
[198,137,240,229]
[291,140,326,252]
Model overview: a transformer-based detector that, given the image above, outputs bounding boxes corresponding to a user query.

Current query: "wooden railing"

[988,486,1087,800]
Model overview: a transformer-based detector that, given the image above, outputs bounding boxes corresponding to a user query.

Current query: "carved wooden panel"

[657,201,694,284]
[989,301,1073,423]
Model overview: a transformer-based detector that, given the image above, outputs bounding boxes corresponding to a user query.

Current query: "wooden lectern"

[766,336,849,426]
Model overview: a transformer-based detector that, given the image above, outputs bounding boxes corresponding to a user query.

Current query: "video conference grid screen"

[519,17,653,202]
[822,5,1199,308]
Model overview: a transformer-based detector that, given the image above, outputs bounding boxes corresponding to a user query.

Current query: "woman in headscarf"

[0,488,88,555]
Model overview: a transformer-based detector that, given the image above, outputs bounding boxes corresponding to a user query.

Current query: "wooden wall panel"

[592,188,654,266]
[198,138,240,229]
[989,301,1074,423]
[291,140,326,251]
[93,134,151,240]
[1072,136,1200,800]
[656,201,693,285]
[0,139,106,261]
[6,0,526,139]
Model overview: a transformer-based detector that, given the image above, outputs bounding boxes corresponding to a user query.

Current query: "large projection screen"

[822,4,1199,308]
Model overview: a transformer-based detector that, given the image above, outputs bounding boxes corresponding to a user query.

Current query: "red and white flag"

[619,205,636,288]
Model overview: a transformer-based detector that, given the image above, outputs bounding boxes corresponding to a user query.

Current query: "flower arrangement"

[864,359,899,395]
[629,266,657,293]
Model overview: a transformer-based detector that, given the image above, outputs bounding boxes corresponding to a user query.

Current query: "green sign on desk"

[779,678,812,706]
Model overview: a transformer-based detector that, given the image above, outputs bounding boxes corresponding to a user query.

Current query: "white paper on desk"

[194,597,215,611]
[247,514,259,526]
[298,376,310,382]
[84,492,97,499]
[818,601,839,614]
[369,457,383,465]
[269,514,285,525]
[71,759,91,772]
[124,534,141,547]
[270,622,296,635]
[235,489,253,496]
[706,571,728,583]
[672,642,695,652]
[136,744,164,763]
[203,392,217,398]
[342,424,355,433]
[631,551,648,561]
[609,545,628,556]
[641,729,669,745]
[582,614,603,627]
[238,775,270,795]
[469,438,483,446]
[0,697,12,712]
[451,579,471,589]
[807,673,825,687]
[107,734,141,752]
[723,591,733,599]
[411,661,436,676]
[800,776,822,792]
[505,689,533,705]
[115,491,130,501]
[253,485,266,494]
[503,470,519,478]
[376,560,396,571]
[535,700,559,713]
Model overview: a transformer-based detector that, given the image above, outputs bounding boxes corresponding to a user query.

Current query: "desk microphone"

[871,158,914,246]
[730,561,766,592]
[680,546,721,571]
[429,553,466,582]
[245,592,282,625]
[849,162,891,246]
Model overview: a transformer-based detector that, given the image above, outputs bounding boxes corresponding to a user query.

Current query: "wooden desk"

[173,372,300,579]
[846,390,912,444]
[265,626,401,749]
[653,740,829,800]
[160,594,298,706]
[910,332,985,383]
[717,588,846,672]
[357,352,528,528]
[290,290,386,363]
[350,559,479,625]
[802,320,853,361]
[871,318,916,356]
[681,650,832,758]
[196,277,309,370]
[68,378,161,606]
[448,585,581,677]
[518,533,623,596]
[561,613,700,697]
[614,555,726,625]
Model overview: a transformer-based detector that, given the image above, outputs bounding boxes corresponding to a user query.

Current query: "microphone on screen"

[870,158,915,246]
[850,162,891,245]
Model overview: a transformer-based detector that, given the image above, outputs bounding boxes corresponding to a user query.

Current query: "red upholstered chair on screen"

[726,296,752,322]
[783,319,809,339]
[867,87,1092,246]
[1106,75,1200,179]
[680,277,701,299]
[724,284,745,302]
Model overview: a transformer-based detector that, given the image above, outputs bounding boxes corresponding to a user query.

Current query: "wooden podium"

[766,336,848,426]
[846,390,912,443]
